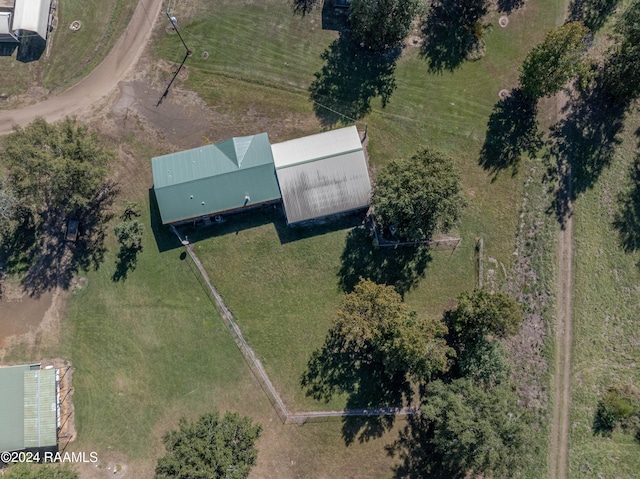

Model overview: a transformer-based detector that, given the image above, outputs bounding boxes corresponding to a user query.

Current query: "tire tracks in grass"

[550,183,574,479]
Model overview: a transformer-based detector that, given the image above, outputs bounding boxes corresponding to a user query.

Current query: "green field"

[0,0,135,101]
[1,0,578,476]
[569,113,640,478]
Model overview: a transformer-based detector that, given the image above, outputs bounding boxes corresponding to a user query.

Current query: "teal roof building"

[0,364,58,453]
[152,133,282,224]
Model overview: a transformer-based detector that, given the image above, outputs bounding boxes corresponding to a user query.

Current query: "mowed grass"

[0,0,135,101]
[569,114,640,479]
[152,0,565,415]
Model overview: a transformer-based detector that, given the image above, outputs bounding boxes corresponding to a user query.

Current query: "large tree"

[419,378,535,478]
[519,22,591,99]
[155,411,262,479]
[334,278,453,379]
[349,0,419,50]
[2,117,113,220]
[372,148,466,242]
[303,279,453,406]
[604,0,640,102]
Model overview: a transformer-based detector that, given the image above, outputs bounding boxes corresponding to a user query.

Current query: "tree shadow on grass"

[479,89,543,179]
[19,181,117,297]
[568,0,621,31]
[497,0,525,13]
[302,328,413,445]
[546,77,627,227]
[309,33,400,126]
[613,154,640,254]
[386,412,466,479]
[112,245,143,282]
[337,226,432,297]
[420,0,488,73]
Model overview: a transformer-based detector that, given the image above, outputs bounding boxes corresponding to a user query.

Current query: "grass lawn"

[155,0,564,413]
[0,0,135,102]
[568,112,640,479]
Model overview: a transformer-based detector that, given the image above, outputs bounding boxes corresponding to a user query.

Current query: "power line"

[157,11,192,106]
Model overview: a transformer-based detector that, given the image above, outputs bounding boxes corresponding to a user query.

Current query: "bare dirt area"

[0,283,53,350]
[0,282,71,362]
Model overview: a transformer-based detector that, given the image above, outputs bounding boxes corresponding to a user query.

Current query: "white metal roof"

[271,125,364,169]
[0,12,13,36]
[12,0,51,39]
[272,127,371,224]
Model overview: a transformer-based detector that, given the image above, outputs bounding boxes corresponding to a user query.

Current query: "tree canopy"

[419,378,535,478]
[303,279,453,404]
[334,278,453,379]
[3,117,113,219]
[446,290,523,342]
[0,179,18,240]
[349,0,419,50]
[456,335,512,389]
[372,148,466,242]
[2,464,77,479]
[604,0,640,102]
[154,411,262,479]
[0,117,116,293]
[519,22,591,98]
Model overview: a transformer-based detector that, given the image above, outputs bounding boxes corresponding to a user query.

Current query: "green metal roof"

[23,369,57,448]
[0,364,52,452]
[152,133,282,224]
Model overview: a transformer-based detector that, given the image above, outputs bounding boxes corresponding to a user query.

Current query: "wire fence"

[171,225,420,424]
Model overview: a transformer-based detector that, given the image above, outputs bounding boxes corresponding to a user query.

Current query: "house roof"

[12,0,51,39]
[152,133,282,224]
[0,364,56,452]
[271,126,371,224]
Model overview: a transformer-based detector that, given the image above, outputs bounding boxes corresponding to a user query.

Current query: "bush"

[595,383,640,432]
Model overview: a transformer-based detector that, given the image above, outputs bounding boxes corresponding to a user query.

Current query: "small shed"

[0,364,58,453]
[152,133,282,225]
[271,126,371,224]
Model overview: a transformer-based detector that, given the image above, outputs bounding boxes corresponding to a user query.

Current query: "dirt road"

[0,0,163,135]
[550,196,574,479]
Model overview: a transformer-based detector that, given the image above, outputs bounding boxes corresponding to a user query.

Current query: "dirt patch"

[0,283,53,350]
[0,286,68,362]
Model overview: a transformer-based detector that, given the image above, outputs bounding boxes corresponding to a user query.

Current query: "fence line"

[368,213,461,250]
[171,226,419,424]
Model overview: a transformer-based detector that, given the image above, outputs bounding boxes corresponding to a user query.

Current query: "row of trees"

[305,278,534,477]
